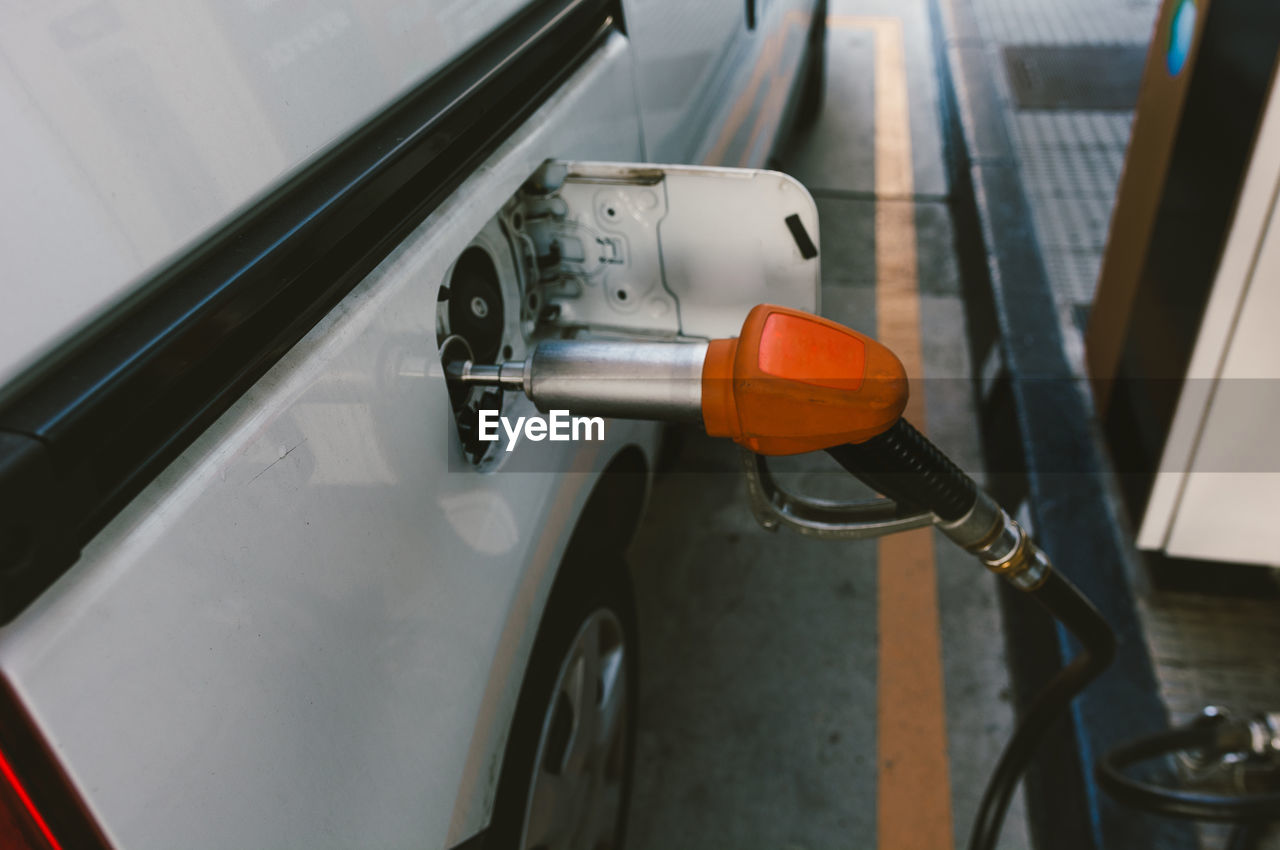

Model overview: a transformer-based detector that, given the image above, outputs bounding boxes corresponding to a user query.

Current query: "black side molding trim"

[0,0,620,624]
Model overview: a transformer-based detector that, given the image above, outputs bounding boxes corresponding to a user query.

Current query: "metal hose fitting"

[937,491,1051,591]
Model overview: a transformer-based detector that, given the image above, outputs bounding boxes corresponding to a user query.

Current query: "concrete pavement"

[625,3,1031,847]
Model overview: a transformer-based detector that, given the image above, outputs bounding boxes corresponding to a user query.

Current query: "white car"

[0,1,823,848]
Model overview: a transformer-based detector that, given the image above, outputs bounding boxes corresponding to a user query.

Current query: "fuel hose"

[831,420,1117,850]
[1098,718,1280,821]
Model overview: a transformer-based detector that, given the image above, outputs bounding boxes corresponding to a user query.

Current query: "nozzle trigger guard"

[740,448,935,540]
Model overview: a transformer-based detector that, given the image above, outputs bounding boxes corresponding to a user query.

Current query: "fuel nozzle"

[456,303,1004,561]
[453,303,910,455]
[452,301,1037,583]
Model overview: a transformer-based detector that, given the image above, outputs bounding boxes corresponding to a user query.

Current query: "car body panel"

[0,1,821,846]
[0,32,653,849]
[622,0,819,168]
[0,0,537,393]
[620,0,743,163]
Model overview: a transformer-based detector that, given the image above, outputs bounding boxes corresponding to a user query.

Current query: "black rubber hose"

[968,570,1116,850]
[828,420,1117,850]
[827,418,977,521]
[1097,724,1280,821]
[835,421,1280,838]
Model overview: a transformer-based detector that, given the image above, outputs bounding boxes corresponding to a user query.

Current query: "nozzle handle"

[826,418,978,522]
[702,305,910,455]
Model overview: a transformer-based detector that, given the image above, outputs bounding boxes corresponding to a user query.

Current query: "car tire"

[488,552,639,850]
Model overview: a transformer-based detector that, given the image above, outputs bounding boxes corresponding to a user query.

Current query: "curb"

[922,2,1198,848]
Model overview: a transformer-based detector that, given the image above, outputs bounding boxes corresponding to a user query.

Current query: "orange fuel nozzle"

[453,303,908,456]
[701,304,908,455]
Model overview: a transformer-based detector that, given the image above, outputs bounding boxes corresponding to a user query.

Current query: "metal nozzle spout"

[445,339,708,423]
[450,359,527,390]
[525,340,707,422]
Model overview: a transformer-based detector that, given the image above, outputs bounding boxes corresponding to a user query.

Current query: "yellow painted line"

[829,15,956,850]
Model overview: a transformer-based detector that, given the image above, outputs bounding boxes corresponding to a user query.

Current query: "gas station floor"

[623,0,1280,846]
[624,2,1031,847]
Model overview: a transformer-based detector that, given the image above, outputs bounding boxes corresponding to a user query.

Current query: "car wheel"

[489,555,638,850]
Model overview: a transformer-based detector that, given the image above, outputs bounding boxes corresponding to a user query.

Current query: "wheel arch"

[561,443,651,566]
[479,442,650,847]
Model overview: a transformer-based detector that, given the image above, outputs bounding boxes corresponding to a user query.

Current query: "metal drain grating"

[1003,45,1147,110]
